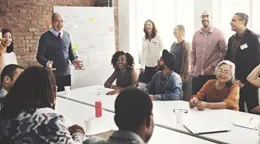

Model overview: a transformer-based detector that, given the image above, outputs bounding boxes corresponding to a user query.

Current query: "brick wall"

[0,0,119,67]
[113,0,119,50]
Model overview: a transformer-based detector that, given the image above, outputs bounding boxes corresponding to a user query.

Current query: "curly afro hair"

[111,51,134,71]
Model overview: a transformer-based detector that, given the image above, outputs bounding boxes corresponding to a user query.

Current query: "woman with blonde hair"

[189,60,240,111]
[170,25,191,101]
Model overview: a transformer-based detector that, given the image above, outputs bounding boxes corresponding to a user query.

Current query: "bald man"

[37,12,84,91]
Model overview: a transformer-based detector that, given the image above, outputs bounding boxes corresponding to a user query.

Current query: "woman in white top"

[140,19,163,84]
[0,28,18,73]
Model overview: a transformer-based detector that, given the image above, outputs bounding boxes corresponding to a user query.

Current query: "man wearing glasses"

[191,10,227,96]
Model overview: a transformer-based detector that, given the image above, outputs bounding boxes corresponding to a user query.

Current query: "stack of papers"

[232,116,260,130]
[184,121,231,134]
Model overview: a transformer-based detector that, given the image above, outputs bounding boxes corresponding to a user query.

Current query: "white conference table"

[58,85,260,144]
[152,101,260,144]
[56,97,214,144]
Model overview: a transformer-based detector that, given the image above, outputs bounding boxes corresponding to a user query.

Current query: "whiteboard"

[54,6,115,88]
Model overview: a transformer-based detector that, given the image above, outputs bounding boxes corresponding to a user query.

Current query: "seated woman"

[104,51,138,95]
[247,64,260,114]
[0,66,85,143]
[189,60,240,111]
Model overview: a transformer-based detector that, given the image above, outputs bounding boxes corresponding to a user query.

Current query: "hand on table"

[195,101,209,111]
[189,97,199,108]
[106,89,120,95]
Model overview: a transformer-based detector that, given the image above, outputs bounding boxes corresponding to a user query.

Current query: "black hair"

[235,12,249,27]
[0,66,56,119]
[111,51,134,71]
[143,19,158,40]
[1,28,14,53]
[0,64,24,83]
[114,87,153,132]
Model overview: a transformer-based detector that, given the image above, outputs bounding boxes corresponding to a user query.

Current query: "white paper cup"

[85,117,95,133]
[173,109,188,125]
[64,86,71,95]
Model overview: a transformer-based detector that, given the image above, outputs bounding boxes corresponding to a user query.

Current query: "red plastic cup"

[95,101,102,117]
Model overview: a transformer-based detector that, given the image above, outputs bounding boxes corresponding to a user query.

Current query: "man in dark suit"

[225,12,260,113]
[37,12,84,91]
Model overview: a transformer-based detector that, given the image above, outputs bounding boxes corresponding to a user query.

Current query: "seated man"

[0,64,24,98]
[85,87,154,144]
[143,49,183,100]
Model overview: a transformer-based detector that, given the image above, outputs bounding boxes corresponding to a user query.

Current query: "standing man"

[191,10,227,95]
[37,12,84,91]
[225,13,260,112]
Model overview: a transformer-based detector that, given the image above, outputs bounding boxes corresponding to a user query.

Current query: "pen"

[249,117,253,123]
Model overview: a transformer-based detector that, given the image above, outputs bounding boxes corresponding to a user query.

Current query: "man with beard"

[143,49,183,100]
[225,13,260,113]
[191,10,227,95]
[37,12,84,92]
[84,88,154,144]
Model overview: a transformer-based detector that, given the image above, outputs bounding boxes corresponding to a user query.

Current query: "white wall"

[118,0,260,61]
[194,0,213,31]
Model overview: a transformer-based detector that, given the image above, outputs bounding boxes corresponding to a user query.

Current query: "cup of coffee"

[173,109,188,125]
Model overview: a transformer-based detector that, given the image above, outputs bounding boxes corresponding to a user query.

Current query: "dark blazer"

[225,29,260,84]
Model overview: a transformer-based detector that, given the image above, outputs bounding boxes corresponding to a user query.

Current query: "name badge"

[240,43,248,50]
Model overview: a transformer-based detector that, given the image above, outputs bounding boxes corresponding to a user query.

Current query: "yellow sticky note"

[89,17,95,23]
[72,44,78,53]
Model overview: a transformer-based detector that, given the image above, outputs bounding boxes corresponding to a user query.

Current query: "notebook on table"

[184,122,231,134]
[232,116,260,130]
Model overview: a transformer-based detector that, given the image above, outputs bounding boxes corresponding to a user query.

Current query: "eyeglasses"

[217,68,232,75]
[201,15,210,18]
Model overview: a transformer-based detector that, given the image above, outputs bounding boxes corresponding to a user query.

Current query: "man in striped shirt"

[191,10,227,95]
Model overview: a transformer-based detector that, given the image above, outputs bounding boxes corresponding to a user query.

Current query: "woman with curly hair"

[104,51,138,95]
